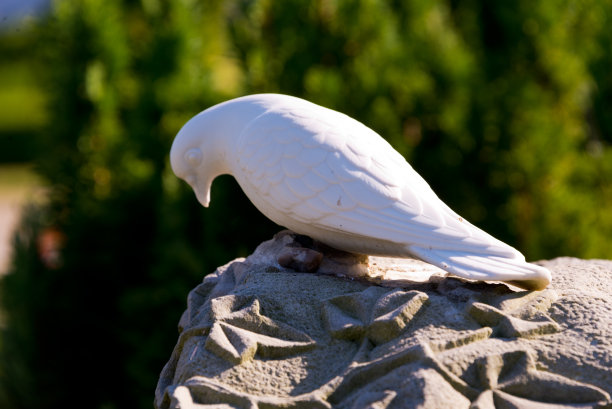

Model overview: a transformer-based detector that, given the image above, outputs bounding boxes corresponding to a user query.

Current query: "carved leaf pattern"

[203,296,316,364]
[322,287,430,345]
[464,350,610,408]
[467,290,561,339]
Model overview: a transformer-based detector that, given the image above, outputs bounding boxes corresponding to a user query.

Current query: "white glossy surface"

[170,94,551,289]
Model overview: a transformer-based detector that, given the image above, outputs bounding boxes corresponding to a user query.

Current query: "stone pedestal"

[155,231,612,409]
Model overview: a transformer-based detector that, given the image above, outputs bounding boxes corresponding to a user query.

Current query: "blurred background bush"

[0,0,610,408]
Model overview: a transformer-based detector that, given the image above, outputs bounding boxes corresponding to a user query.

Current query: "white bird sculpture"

[170,94,551,290]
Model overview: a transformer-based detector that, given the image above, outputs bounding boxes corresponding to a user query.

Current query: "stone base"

[155,231,612,409]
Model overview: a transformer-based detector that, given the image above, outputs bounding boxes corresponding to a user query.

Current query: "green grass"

[0,164,42,199]
[0,60,48,132]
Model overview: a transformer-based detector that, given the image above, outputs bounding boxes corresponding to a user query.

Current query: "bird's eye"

[185,148,203,167]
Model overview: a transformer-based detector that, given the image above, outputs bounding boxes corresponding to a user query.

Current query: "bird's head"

[170,95,273,207]
[170,110,231,208]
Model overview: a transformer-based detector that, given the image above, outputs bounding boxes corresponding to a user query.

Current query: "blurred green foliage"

[0,27,47,162]
[1,0,611,408]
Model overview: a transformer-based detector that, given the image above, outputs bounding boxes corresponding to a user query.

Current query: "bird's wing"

[236,105,523,261]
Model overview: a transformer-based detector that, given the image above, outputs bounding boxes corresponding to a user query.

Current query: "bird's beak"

[194,186,211,208]
[186,175,212,208]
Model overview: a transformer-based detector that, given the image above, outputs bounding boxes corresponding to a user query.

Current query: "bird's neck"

[205,96,272,172]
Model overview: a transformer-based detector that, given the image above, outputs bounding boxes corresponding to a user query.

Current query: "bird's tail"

[409,246,551,290]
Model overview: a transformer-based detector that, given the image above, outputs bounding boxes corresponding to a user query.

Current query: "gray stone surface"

[155,231,612,409]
